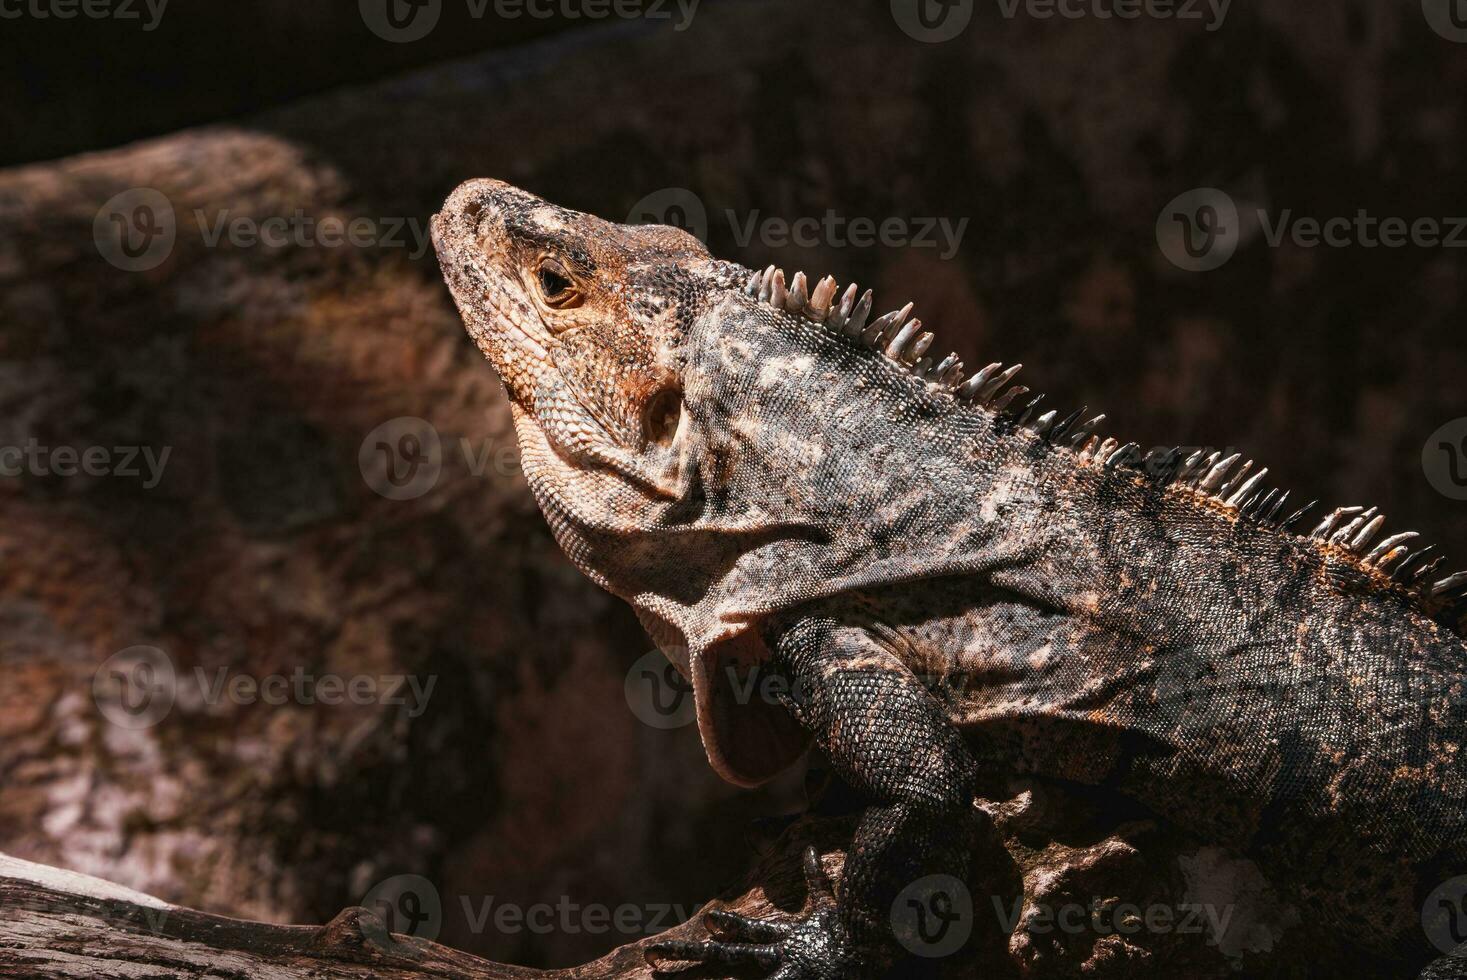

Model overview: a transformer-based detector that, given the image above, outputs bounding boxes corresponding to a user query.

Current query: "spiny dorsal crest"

[742,264,1467,625]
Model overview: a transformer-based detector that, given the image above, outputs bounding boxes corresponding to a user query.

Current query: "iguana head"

[432,178,738,504]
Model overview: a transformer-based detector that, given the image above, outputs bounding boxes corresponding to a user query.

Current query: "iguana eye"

[536,258,581,309]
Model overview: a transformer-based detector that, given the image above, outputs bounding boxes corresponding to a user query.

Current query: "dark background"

[0,2,576,166]
[2,0,1466,972]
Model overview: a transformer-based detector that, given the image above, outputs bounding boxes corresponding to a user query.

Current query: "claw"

[646,850,846,976]
[704,908,792,943]
[801,845,838,907]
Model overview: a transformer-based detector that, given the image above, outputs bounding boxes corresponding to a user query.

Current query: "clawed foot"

[646,846,861,979]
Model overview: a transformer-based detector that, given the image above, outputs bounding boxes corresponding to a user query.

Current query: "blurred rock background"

[1,0,1465,971]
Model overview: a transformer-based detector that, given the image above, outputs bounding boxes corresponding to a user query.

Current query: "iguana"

[431,178,1467,979]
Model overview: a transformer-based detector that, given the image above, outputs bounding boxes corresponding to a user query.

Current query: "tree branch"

[2,778,1318,980]
[2,851,649,978]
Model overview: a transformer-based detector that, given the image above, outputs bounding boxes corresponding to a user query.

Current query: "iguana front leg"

[647,617,981,978]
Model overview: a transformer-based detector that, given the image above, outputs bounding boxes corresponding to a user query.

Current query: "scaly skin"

[431,179,1467,978]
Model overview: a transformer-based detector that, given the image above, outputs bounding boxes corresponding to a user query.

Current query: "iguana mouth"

[473,275,551,360]
[431,206,552,370]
